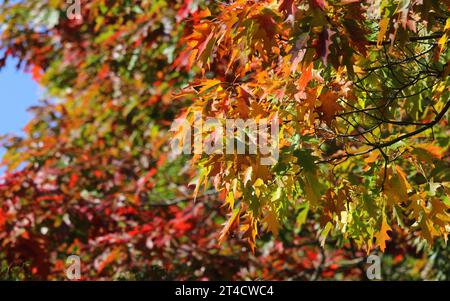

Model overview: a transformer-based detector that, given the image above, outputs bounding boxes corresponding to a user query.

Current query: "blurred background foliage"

[0,0,448,280]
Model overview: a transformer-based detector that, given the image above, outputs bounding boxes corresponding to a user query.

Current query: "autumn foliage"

[0,0,449,280]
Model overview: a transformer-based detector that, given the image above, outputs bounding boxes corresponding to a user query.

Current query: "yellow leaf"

[253,178,265,187]
[296,203,309,229]
[429,198,450,228]
[419,218,440,246]
[263,209,279,237]
[253,178,265,197]
[445,18,450,31]
[438,33,448,54]
[383,166,411,205]
[225,191,235,210]
[319,221,333,247]
[198,79,221,95]
[190,166,211,201]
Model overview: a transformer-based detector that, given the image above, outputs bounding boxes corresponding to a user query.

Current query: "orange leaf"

[375,216,392,252]
[377,18,390,47]
[218,207,241,244]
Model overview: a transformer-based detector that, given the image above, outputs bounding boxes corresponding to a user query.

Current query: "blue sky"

[0,58,40,170]
[0,58,39,136]
[0,0,41,171]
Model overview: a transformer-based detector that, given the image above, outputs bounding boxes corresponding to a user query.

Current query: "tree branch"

[318,101,450,164]
[367,33,443,46]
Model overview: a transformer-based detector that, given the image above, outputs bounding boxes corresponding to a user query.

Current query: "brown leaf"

[316,90,342,125]
[279,0,298,18]
[316,26,335,65]
[311,0,327,10]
